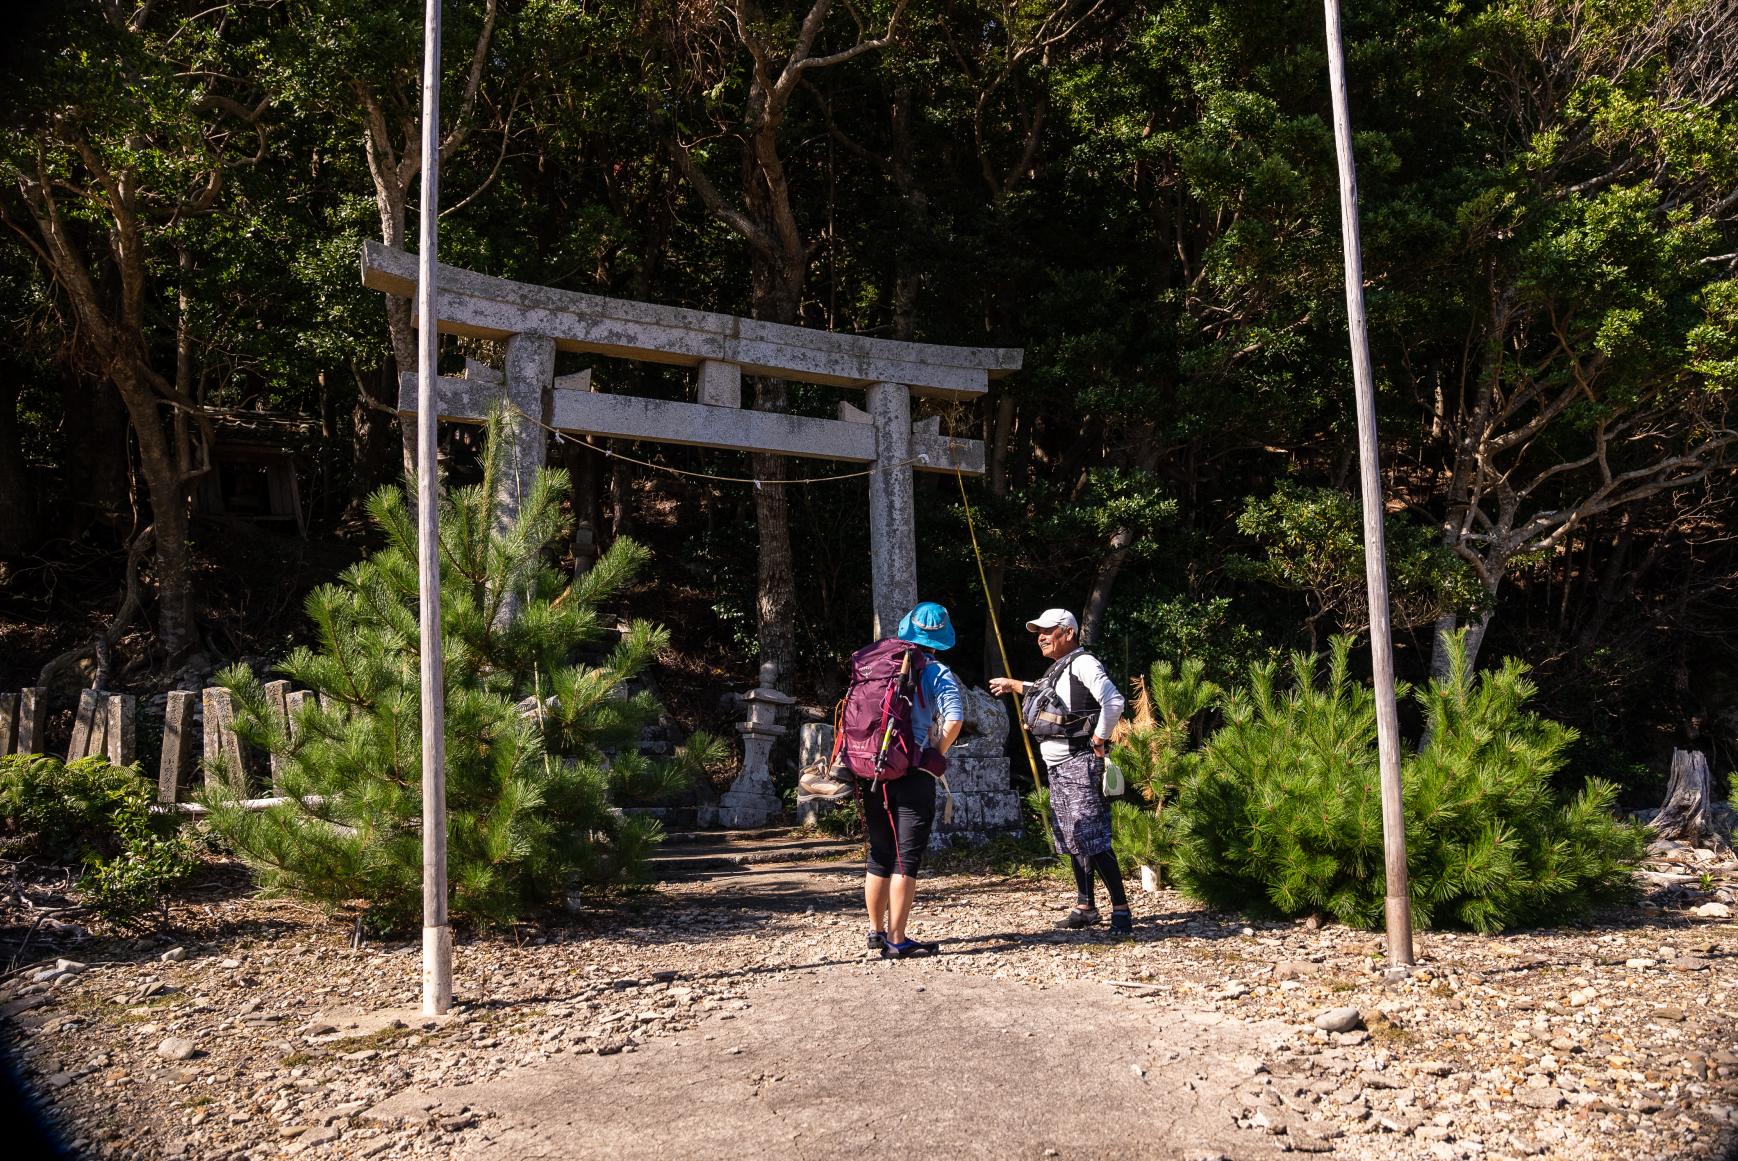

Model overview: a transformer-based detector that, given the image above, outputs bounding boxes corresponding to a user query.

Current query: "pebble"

[155,1037,197,1061]
[11,863,1738,1161]
[160,947,187,963]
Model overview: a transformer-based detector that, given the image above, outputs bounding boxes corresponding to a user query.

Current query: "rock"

[155,1037,198,1061]
[1692,901,1731,919]
[1653,1005,1687,1022]
[1220,982,1252,1000]
[1515,1086,1565,1110]
[160,947,187,963]
[1275,961,1316,980]
[1313,1007,1364,1034]
[1280,1132,1335,1153]
[54,959,88,975]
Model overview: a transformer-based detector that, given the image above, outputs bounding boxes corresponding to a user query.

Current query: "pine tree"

[204,414,721,929]
[1168,635,1644,933]
[1109,658,1219,878]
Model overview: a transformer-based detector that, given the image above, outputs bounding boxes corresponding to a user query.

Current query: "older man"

[989,608,1131,933]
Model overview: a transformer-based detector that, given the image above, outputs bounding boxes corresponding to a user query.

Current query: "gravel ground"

[3,841,1737,1161]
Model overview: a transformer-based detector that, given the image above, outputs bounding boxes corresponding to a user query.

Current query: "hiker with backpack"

[988,608,1132,934]
[833,601,964,959]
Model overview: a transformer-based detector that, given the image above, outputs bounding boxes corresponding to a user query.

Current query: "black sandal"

[881,938,940,959]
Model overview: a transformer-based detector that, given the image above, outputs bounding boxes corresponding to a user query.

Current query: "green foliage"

[1107,657,1220,875]
[0,754,196,925]
[1235,482,1487,641]
[204,415,723,931]
[1166,635,1645,932]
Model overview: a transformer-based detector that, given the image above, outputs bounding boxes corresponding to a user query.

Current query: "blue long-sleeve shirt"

[914,658,964,751]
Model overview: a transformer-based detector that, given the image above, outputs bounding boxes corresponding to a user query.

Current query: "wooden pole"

[1323,0,1413,973]
[417,0,452,1016]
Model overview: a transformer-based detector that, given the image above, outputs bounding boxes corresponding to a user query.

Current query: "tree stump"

[1653,749,1732,854]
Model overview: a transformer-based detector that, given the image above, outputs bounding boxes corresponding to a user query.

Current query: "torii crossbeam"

[361,241,1022,636]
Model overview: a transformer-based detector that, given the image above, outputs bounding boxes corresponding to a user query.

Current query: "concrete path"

[365,965,1294,1161]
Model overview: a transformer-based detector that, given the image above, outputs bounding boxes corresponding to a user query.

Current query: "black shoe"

[1057,907,1101,930]
[868,930,887,951]
[1108,910,1133,935]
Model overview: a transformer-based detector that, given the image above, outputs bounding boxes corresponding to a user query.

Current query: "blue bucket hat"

[897,601,955,651]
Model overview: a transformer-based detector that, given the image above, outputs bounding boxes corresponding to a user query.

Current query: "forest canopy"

[0,0,1734,792]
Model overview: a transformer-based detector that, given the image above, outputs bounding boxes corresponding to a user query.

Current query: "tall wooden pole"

[417,0,452,1015]
[1323,0,1413,973]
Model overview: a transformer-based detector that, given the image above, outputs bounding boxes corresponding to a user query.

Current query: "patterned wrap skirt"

[1046,750,1112,856]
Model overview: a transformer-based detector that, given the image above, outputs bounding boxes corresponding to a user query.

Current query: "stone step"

[647,830,861,881]
[660,827,799,846]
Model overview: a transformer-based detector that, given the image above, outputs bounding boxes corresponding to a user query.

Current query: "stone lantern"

[717,661,794,828]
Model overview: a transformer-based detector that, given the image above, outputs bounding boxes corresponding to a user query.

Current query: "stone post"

[866,381,918,640]
[68,689,102,761]
[717,662,795,829]
[17,687,47,755]
[202,687,247,794]
[159,690,196,803]
[104,694,136,766]
[263,680,292,794]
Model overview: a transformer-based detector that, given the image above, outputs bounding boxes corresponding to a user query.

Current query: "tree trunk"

[747,250,801,686]
[62,372,130,543]
[1429,562,1500,680]
[1653,749,1730,853]
[0,376,37,557]
[351,358,408,501]
[749,380,798,686]
[114,363,197,658]
[1081,526,1136,647]
[981,393,1018,679]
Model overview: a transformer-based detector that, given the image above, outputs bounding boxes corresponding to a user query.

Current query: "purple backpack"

[832,638,929,780]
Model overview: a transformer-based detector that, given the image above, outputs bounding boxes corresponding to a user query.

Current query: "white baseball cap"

[1025,608,1079,634]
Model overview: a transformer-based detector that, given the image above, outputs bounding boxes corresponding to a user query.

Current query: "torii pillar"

[865,381,917,638]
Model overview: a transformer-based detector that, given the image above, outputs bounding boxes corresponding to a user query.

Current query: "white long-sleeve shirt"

[1033,651,1126,767]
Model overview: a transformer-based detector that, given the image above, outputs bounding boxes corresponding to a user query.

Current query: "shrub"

[204,415,722,930]
[0,754,197,924]
[1168,635,1645,932]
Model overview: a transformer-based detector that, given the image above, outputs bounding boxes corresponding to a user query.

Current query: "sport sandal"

[881,938,939,959]
[1108,910,1133,934]
[867,930,887,951]
[1057,907,1101,930]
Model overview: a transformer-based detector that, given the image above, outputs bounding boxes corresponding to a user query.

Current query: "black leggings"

[1071,851,1128,910]
[861,775,937,878]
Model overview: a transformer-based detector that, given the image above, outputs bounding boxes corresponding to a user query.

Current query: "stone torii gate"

[360,241,1022,638]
